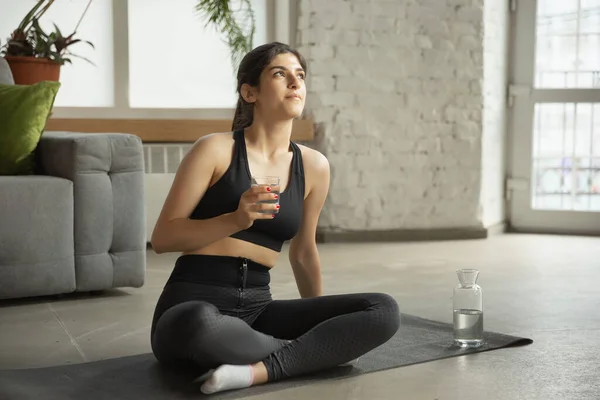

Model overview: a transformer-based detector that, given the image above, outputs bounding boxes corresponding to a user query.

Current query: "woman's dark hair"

[232,42,307,131]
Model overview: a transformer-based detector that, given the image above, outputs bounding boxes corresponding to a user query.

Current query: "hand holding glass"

[232,183,279,229]
[251,176,280,214]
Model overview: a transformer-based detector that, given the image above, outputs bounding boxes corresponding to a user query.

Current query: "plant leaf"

[194,0,255,73]
[64,52,95,66]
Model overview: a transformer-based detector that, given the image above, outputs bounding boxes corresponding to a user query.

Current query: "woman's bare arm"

[150,134,241,254]
[288,148,330,297]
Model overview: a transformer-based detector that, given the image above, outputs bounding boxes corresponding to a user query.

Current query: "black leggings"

[150,255,401,381]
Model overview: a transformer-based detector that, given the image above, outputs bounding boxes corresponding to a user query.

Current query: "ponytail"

[231,97,253,131]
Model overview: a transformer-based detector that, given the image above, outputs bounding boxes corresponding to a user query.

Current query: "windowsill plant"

[0,0,95,85]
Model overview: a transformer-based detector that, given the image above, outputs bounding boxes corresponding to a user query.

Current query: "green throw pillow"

[0,80,61,175]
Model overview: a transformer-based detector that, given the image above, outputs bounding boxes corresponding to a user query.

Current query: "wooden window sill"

[44,118,315,142]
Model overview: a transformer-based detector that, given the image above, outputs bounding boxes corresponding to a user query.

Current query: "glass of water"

[251,176,280,214]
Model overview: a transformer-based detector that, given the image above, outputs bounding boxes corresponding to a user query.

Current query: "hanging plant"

[195,0,256,71]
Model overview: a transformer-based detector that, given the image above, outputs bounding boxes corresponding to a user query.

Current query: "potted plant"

[0,0,95,85]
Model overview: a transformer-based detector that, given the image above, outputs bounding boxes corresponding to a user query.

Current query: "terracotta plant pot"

[4,56,61,85]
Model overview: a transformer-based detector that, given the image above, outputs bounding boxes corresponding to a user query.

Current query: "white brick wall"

[297,0,508,232]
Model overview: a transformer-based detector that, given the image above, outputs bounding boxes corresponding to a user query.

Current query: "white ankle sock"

[200,364,254,394]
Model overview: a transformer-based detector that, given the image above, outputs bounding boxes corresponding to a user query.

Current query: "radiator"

[143,143,192,241]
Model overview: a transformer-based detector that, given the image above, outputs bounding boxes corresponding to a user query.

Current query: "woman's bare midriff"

[182,237,280,268]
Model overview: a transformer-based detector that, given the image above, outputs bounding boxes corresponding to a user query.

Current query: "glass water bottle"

[453,269,484,348]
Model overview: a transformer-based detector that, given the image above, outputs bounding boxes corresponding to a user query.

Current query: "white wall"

[482,0,509,228]
[296,0,509,233]
[142,144,192,241]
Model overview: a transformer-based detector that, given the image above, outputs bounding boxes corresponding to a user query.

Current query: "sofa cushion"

[0,80,60,175]
[0,175,76,300]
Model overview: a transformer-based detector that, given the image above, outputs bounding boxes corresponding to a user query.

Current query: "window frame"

[50,0,297,120]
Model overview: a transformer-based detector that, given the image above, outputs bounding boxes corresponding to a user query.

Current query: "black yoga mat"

[0,314,532,400]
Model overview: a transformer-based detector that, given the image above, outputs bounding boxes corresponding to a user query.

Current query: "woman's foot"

[199,362,269,394]
[199,364,253,394]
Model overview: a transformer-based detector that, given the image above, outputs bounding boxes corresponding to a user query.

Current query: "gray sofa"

[0,58,146,300]
[0,131,147,300]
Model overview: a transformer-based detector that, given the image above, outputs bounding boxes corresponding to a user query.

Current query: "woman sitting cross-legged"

[149,41,401,395]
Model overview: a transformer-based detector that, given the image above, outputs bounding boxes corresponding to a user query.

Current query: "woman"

[150,42,401,395]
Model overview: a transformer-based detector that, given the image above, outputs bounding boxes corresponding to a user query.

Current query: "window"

[128,0,268,109]
[535,0,600,88]
[1,0,285,114]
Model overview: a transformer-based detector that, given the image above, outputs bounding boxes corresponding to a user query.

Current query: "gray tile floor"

[1,233,599,399]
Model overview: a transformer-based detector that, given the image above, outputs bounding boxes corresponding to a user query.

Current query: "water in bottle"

[453,269,484,348]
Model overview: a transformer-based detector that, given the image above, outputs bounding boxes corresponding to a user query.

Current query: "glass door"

[507,0,600,234]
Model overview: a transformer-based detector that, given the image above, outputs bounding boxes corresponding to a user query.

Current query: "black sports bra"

[189,130,305,252]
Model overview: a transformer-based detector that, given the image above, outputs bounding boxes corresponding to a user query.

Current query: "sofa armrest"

[36,131,147,291]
